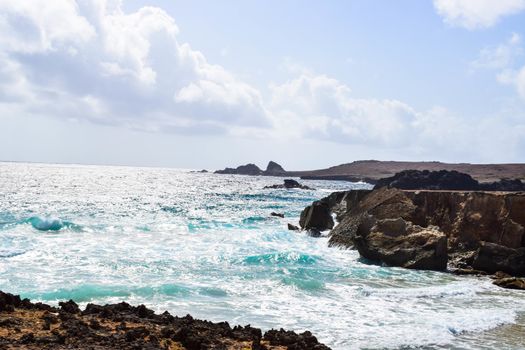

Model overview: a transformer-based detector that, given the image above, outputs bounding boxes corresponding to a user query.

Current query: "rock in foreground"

[0,291,331,350]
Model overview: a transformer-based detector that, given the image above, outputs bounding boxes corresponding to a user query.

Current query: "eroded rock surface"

[315,187,525,273]
[0,291,331,350]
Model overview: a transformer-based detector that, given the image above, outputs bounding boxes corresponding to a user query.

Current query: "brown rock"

[353,218,448,271]
[471,242,525,276]
[493,277,525,290]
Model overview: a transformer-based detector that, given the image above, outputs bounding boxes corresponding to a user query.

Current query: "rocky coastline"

[0,291,330,350]
[297,183,525,289]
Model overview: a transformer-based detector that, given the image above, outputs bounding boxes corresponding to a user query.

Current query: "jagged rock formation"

[264,179,313,190]
[215,161,287,177]
[353,218,448,271]
[0,291,331,350]
[215,163,263,175]
[374,169,525,191]
[304,187,525,275]
[265,161,286,175]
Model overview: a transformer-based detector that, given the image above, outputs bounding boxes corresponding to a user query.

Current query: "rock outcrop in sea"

[0,291,331,350]
[298,174,525,287]
[264,179,313,190]
[215,161,288,177]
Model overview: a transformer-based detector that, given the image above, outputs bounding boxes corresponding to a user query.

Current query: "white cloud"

[470,33,522,70]
[1,0,524,162]
[434,0,525,29]
[270,74,416,146]
[472,33,525,100]
[268,72,525,160]
[0,0,269,133]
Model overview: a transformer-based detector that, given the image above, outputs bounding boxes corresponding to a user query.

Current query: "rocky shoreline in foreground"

[0,291,330,350]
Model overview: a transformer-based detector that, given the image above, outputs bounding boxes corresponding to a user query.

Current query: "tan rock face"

[404,191,525,250]
[327,187,525,274]
[354,217,448,271]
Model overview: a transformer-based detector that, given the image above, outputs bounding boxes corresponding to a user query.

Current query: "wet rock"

[450,268,487,276]
[493,277,525,290]
[264,179,314,190]
[288,223,300,231]
[471,242,525,276]
[299,201,334,231]
[353,217,448,271]
[270,212,285,218]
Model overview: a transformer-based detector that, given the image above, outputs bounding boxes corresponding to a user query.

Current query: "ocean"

[1,162,524,349]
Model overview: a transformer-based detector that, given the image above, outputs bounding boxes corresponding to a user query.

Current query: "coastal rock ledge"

[317,187,525,275]
[0,291,331,350]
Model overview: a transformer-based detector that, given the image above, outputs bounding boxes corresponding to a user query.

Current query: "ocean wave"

[241,252,318,265]
[26,216,82,232]
[24,283,193,302]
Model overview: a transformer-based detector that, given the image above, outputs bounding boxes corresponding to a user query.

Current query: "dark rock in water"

[265,161,286,175]
[270,212,284,218]
[493,276,525,290]
[215,163,263,175]
[471,242,525,276]
[374,169,479,190]
[300,201,334,231]
[374,169,525,191]
[353,217,448,271]
[450,268,487,276]
[288,223,300,231]
[264,179,314,190]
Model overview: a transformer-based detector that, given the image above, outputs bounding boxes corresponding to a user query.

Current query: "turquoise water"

[1,162,525,349]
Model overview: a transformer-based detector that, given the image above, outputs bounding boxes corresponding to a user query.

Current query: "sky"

[1,0,525,170]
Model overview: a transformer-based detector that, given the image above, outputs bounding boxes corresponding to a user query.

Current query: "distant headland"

[215,160,525,184]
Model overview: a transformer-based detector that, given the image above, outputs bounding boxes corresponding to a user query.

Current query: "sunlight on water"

[0,162,524,349]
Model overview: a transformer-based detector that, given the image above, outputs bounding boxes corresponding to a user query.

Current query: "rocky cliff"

[304,188,525,275]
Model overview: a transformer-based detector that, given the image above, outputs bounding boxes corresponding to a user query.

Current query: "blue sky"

[1,0,525,170]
